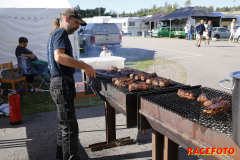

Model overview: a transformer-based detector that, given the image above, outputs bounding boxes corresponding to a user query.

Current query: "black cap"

[61,8,87,26]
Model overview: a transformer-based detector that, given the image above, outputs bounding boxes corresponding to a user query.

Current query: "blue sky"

[69,0,240,13]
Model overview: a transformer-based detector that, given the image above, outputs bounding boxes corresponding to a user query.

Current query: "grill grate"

[141,87,232,137]
[105,81,186,95]
[94,69,187,94]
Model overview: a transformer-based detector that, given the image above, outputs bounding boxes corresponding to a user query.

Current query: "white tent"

[0,0,79,65]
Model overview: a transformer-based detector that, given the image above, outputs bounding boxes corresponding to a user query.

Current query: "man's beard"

[66,23,78,35]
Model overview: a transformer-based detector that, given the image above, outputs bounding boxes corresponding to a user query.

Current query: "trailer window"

[123,22,126,26]
[129,22,135,26]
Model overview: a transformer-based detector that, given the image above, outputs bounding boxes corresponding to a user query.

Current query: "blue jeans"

[188,31,192,40]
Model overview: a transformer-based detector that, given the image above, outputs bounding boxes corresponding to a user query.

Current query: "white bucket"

[212,38,217,42]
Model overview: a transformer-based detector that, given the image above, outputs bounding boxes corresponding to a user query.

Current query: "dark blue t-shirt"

[196,24,205,35]
[47,28,75,77]
[15,46,33,57]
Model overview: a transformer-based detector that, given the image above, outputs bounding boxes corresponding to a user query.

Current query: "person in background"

[48,8,95,160]
[100,45,113,57]
[195,23,200,45]
[15,37,48,69]
[15,37,49,83]
[204,20,208,29]
[195,20,205,47]
[15,37,37,60]
[184,24,188,40]
[229,19,237,42]
[191,24,195,40]
[187,22,192,40]
[205,20,213,47]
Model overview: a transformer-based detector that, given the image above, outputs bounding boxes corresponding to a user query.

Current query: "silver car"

[78,23,122,55]
[234,26,240,43]
[212,27,231,39]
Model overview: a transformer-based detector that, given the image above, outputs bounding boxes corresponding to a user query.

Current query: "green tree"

[171,2,178,12]
[164,2,178,14]
[184,0,191,7]
[120,11,126,17]
[207,6,214,13]
[150,4,157,15]
[157,6,165,13]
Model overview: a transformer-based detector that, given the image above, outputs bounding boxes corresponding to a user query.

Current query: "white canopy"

[0,0,79,65]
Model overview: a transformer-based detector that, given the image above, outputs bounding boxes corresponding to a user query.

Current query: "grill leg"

[164,137,179,160]
[152,129,179,160]
[88,101,133,151]
[105,101,116,143]
[152,129,164,160]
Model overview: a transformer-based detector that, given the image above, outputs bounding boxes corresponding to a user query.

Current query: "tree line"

[74,1,240,18]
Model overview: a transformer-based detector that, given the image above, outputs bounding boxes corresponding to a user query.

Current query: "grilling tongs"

[95,71,114,77]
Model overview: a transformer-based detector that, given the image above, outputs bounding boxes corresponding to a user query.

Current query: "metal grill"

[105,81,186,95]
[86,70,189,128]
[93,69,187,94]
[141,87,232,137]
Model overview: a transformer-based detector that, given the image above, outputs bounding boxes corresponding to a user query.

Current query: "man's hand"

[29,55,36,59]
[54,49,96,78]
[84,64,96,78]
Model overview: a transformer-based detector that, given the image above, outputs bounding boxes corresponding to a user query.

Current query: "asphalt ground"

[1,37,239,160]
[122,37,240,92]
[0,106,201,160]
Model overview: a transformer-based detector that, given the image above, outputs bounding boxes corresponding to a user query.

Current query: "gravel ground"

[0,106,201,160]
[146,60,187,84]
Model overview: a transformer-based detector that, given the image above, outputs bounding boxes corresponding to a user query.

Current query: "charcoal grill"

[87,70,188,128]
[84,69,188,151]
[139,86,240,160]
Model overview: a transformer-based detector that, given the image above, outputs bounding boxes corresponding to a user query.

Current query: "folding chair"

[17,56,49,89]
[0,62,27,96]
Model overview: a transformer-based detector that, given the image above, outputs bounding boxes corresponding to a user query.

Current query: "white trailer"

[121,17,150,36]
[82,16,150,36]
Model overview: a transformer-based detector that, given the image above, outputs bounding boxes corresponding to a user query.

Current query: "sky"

[69,0,240,13]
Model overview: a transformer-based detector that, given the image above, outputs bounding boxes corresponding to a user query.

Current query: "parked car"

[151,27,175,38]
[211,27,231,39]
[234,26,240,43]
[174,28,185,38]
[78,23,122,55]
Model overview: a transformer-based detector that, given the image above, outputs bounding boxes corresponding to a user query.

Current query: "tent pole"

[150,21,152,37]
[169,19,171,38]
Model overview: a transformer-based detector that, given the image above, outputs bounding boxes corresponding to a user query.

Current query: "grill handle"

[219,79,234,90]
[86,82,101,97]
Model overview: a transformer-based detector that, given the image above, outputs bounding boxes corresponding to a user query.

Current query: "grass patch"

[20,92,56,115]
[0,79,104,117]
[75,97,104,108]
[125,60,153,71]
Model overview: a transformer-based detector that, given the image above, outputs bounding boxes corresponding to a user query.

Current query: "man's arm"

[54,48,96,78]
[20,54,35,59]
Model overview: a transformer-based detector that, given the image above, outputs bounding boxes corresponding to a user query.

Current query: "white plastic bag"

[0,103,9,116]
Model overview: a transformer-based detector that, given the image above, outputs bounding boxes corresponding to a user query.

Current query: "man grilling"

[47,8,96,160]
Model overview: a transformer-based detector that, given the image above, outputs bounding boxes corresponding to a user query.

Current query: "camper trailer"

[121,17,149,36]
